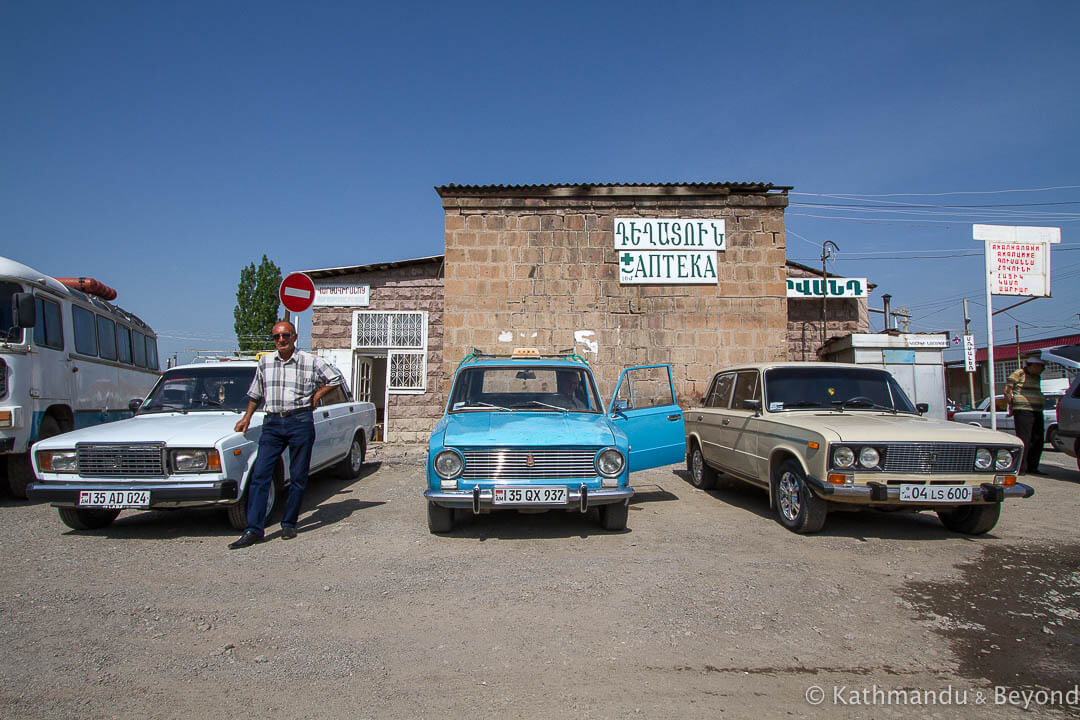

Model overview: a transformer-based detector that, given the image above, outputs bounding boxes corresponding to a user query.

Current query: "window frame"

[33,295,64,351]
[96,314,118,361]
[72,305,98,357]
[352,311,428,393]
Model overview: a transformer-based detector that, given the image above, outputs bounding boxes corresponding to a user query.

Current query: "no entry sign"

[279,272,315,313]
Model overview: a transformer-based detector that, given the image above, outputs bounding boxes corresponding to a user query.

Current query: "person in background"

[228,321,343,549]
[1005,354,1046,476]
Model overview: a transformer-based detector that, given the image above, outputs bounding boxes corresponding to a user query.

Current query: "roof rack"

[457,347,590,369]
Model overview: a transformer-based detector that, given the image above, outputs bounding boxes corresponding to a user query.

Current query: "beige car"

[684,362,1032,535]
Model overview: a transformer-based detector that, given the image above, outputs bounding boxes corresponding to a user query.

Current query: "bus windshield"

[141,366,256,414]
[0,281,23,342]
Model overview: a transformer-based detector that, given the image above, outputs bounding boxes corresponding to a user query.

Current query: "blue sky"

[3,1,1078,364]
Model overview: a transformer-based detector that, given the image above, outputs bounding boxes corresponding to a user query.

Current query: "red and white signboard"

[279,272,316,313]
[975,224,1061,298]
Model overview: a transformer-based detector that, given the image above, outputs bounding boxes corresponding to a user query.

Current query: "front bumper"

[804,475,1034,505]
[27,479,240,508]
[425,484,633,513]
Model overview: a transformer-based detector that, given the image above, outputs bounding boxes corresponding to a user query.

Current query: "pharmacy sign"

[615,218,724,285]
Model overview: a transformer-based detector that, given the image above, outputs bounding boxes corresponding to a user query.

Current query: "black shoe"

[281,526,297,540]
[228,531,262,549]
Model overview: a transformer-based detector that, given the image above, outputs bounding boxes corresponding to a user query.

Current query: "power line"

[791,184,1080,198]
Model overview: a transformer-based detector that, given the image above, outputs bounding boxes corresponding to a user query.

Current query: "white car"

[952,391,1065,450]
[28,360,376,531]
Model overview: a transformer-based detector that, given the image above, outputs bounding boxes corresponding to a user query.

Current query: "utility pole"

[820,240,839,345]
[1015,325,1021,364]
[963,299,975,406]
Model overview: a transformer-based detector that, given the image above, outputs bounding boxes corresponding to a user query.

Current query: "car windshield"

[140,366,256,413]
[763,367,918,413]
[448,365,600,413]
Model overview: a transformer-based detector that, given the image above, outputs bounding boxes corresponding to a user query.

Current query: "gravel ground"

[1,448,1078,719]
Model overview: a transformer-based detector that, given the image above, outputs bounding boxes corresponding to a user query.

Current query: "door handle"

[696,414,703,422]
[667,414,681,421]
[722,418,731,426]
[322,411,330,419]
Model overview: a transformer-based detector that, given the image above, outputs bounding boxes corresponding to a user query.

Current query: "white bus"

[1,256,160,497]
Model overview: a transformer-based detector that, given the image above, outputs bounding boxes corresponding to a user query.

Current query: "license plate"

[898,484,972,503]
[492,486,568,505]
[78,490,150,509]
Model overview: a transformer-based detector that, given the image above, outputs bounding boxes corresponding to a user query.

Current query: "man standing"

[228,321,343,549]
[1004,354,1046,476]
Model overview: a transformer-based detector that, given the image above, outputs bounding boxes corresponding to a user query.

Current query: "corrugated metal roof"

[298,255,444,279]
[435,181,791,196]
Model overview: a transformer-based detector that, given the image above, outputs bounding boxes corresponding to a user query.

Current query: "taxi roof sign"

[511,347,541,358]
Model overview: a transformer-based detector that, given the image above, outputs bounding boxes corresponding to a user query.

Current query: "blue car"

[424,348,686,532]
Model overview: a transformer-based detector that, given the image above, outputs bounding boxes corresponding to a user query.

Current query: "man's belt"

[264,407,313,419]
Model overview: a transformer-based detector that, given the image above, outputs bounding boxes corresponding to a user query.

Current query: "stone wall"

[439,185,790,407]
[785,265,870,361]
[310,260,445,443]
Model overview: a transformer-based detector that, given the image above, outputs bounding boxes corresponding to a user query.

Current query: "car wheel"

[336,431,366,480]
[773,459,827,534]
[687,442,717,490]
[936,504,1000,535]
[1046,425,1063,452]
[598,502,629,531]
[427,501,454,533]
[8,415,64,498]
[227,463,285,530]
[58,507,120,531]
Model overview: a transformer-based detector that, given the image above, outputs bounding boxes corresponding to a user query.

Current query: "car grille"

[0,357,7,399]
[881,443,976,474]
[461,449,598,480]
[76,443,166,477]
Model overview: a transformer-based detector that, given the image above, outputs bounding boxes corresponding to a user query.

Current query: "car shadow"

[442,508,629,540]
[672,469,999,542]
[60,461,386,540]
[630,483,679,504]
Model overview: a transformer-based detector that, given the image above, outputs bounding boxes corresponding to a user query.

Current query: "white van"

[1,257,160,497]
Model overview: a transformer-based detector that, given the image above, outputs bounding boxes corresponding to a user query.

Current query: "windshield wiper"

[141,403,189,415]
[781,401,825,409]
[460,401,513,412]
[831,397,897,414]
[515,400,569,413]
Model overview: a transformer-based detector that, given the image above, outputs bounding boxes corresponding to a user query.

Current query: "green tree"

[233,255,283,352]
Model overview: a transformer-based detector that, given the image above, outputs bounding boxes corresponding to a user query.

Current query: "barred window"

[353,311,427,392]
[994,359,1019,385]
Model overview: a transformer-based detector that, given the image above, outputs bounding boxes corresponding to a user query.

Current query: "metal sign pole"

[983,240,997,430]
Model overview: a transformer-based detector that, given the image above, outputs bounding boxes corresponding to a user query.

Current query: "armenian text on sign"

[314,282,370,307]
[987,241,1048,297]
[785,277,868,298]
[614,218,726,250]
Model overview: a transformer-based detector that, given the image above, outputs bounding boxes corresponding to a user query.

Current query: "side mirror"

[13,292,36,329]
[916,403,929,414]
[610,399,629,414]
[129,399,143,413]
[742,399,762,414]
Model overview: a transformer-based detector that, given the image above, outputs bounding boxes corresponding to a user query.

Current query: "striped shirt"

[1006,368,1044,411]
[246,350,343,414]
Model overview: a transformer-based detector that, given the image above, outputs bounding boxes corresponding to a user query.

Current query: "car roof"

[167,361,258,371]
[710,361,876,373]
[462,358,590,370]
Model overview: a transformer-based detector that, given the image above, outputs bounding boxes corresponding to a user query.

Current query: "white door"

[353,355,373,403]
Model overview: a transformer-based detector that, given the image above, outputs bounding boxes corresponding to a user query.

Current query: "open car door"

[608,365,686,472]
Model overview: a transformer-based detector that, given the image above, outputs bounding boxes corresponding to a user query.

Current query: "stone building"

[786,260,872,361]
[304,181,874,442]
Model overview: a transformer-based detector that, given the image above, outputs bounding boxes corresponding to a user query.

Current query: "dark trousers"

[246,412,316,536]
[1013,409,1044,473]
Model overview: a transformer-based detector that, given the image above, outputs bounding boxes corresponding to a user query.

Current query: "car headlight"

[858,447,880,469]
[171,449,222,473]
[832,446,855,469]
[36,450,78,473]
[974,448,994,471]
[994,449,1014,471]
[433,449,464,479]
[596,448,625,477]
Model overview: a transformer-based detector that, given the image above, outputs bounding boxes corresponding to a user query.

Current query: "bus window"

[0,281,22,343]
[97,315,117,361]
[33,296,64,350]
[116,325,132,364]
[133,330,147,367]
[146,336,159,371]
[72,305,98,356]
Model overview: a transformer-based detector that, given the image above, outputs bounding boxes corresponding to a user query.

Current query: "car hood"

[34,412,250,449]
[442,411,615,448]
[774,412,1022,445]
